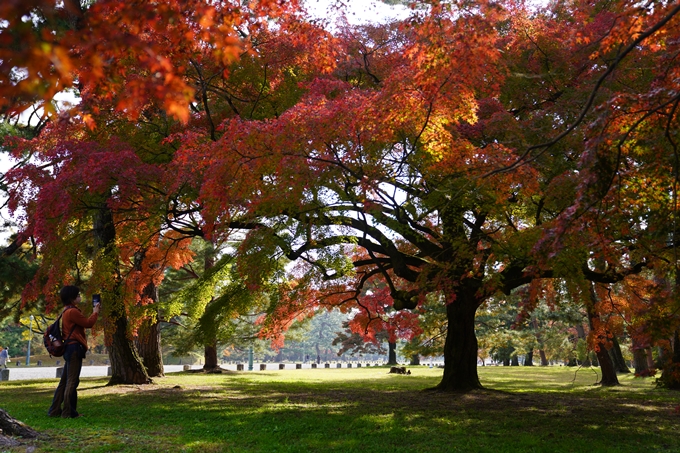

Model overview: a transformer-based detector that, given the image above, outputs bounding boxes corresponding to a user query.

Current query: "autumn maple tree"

[180,0,680,391]
[1,0,337,384]
[4,0,680,393]
[218,0,680,390]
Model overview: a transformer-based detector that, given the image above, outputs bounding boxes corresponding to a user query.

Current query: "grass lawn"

[0,366,678,452]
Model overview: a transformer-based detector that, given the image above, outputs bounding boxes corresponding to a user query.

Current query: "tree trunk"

[646,348,655,369]
[575,325,591,366]
[511,355,519,366]
[133,252,164,378]
[203,340,219,370]
[136,318,164,377]
[593,345,618,385]
[94,203,150,385]
[660,330,680,389]
[387,341,397,365]
[201,240,220,372]
[530,319,547,366]
[633,347,649,375]
[107,314,152,385]
[524,350,534,366]
[587,283,618,386]
[0,408,39,439]
[661,266,680,388]
[436,292,482,392]
[609,336,630,374]
[410,353,420,365]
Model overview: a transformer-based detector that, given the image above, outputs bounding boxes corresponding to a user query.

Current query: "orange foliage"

[5,0,680,368]
[0,0,303,121]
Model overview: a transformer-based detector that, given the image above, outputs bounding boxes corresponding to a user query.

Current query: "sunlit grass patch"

[0,366,677,452]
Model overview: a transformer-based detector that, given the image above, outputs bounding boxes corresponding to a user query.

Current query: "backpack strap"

[60,306,77,344]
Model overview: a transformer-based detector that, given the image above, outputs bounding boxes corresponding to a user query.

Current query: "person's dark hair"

[60,285,80,305]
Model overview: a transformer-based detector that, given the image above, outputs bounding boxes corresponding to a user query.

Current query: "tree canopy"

[2,0,680,390]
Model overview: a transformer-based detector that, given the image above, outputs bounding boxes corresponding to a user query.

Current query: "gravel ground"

[0,362,381,381]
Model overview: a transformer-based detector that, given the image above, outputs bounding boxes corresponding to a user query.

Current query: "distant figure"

[47,286,100,418]
[316,355,321,364]
[0,345,9,369]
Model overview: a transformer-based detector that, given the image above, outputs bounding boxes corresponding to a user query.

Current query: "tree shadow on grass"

[2,373,678,452]
[69,377,680,452]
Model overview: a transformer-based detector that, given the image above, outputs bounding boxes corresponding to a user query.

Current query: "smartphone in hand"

[92,294,101,307]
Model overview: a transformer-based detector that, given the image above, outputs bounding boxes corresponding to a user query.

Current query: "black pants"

[48,343,84,418]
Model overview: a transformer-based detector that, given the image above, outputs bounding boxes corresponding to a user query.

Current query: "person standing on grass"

[48,285,100,418]
[0,345,9,369]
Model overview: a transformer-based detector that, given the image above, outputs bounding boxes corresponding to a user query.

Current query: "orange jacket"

[62,306,98,351]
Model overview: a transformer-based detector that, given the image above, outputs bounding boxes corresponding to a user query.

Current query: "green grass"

[1,366,678,452]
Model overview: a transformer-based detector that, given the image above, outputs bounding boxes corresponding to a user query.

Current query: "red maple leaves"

[3,0,680,373]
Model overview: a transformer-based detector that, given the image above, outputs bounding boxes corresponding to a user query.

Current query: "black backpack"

[43,308,74,358]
